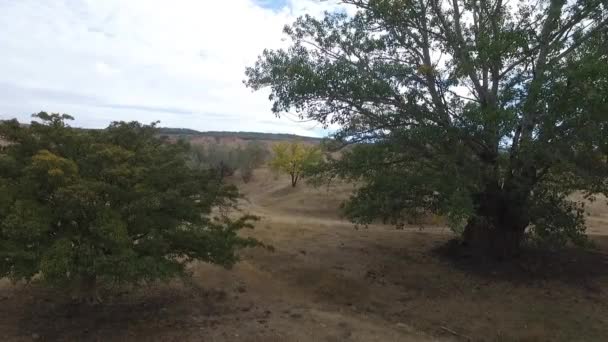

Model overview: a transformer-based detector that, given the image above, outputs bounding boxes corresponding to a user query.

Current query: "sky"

[0,0,348,137]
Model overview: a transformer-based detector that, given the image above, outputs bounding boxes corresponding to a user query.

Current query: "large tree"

[0,113,259,302]
[246,0,608,256]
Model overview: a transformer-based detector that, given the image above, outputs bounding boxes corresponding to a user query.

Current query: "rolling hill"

[158,128,323,143]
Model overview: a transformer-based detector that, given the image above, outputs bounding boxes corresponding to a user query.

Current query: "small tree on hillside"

[189,141,269,182]
[190,143,239,178]
[0,113,260,303]
[240,141,270,183]
[246,0,608,257]
[270,142,321,187]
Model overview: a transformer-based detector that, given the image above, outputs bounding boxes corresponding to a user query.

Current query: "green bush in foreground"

[0,113,260,302]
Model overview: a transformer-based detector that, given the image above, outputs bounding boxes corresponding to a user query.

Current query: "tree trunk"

[462,216,526,259]
[462,189,529,259]
[291,173,298,187]
[73,274,101,304]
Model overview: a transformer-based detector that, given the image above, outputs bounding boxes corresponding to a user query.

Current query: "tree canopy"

[240,141,270,182]
[246,0,608,256]
[0,113,259,302]
[270,142,322,187]
[189,141,269,181]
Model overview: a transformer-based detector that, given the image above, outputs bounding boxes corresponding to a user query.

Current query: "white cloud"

[0,0,347,136]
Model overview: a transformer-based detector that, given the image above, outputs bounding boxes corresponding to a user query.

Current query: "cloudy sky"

[0,0,348,137]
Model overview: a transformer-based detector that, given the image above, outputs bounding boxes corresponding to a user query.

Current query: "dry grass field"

[1,168,608,341]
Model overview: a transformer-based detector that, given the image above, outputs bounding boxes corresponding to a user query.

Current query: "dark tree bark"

[73,274,102,304]
[462,215,527,258]
[462,185,530,258]
[290,172,299,187]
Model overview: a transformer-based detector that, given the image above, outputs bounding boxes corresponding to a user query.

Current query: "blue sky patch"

[254,0,290,11]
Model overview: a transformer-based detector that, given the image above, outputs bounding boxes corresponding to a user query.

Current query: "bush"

[190,141,268,182]
[0,113,260,303]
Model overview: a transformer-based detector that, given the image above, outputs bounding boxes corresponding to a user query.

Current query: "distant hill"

[158,128,323,143]
[0,120,323,146]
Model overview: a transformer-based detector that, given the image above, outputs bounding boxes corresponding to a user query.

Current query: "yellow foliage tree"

[270,142,321,187]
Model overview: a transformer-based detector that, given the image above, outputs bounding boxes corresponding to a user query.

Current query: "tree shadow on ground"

[16,284,228,341]
[432,236,608,290]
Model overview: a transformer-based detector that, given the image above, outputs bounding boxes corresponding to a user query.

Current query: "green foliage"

[189,141,269,181]
[190,143,241,177]
[270,142,322,187]
[0,113,260,298]
[240,141,269,182]
[246,0,608,253]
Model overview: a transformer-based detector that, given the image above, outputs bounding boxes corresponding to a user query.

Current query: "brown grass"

[1,168,608,341]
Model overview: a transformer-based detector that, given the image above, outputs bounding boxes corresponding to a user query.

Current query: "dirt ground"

[1,168,608,341]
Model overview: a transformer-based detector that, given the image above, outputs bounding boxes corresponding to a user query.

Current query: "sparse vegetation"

[240,141,269,182]
[189,141,269,181]
[0,113,260,303]
[190,142,241,178]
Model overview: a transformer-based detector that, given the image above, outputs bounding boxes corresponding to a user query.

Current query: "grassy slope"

[236,169,608,341]
[0,167,607,341]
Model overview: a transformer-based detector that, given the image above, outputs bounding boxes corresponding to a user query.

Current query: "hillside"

[158,128,323,143]
[2,120,608,341]
[2,167,607,341]
[0,120,323,145]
